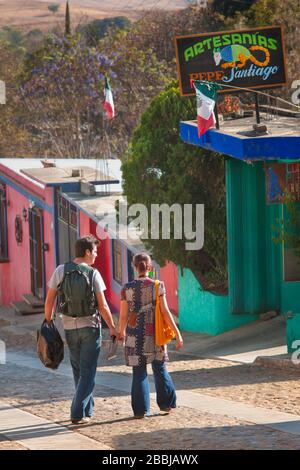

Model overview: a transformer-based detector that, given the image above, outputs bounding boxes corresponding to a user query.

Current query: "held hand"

[109,326,118,338]
[175,334,183,350]
[117,331,126,342]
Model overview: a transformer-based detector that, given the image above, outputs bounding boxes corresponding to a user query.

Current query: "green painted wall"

[178,268,258,335]
[178,159,283,336]
[178,158,300,339]
[286,310,300,353]
[281,282,300,313]
[278,204,300,351]
[282,282,300,352]
[226,159,282,314]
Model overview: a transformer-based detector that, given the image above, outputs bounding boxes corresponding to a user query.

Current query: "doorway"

[29,207,45,300]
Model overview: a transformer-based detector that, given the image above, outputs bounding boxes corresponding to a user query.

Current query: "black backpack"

[37,320,64,370]
[57,262,98,317]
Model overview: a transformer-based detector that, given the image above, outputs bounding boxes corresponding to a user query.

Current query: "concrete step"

[22,294,44,309]
[10,301,44,316]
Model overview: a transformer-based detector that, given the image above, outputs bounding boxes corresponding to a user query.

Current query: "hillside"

[0,0,190,31]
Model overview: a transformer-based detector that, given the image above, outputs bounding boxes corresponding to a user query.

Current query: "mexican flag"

[103,77,114,120]
[194,81,220,137]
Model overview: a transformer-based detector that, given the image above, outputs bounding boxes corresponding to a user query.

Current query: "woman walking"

[119,253,183,419]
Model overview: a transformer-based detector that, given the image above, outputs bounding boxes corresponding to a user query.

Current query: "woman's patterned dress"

[121,278,167,367]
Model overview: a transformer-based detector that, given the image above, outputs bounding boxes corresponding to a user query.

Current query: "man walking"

[45,235,117,424]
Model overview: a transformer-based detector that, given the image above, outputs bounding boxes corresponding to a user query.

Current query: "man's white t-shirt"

[48,263,106,330]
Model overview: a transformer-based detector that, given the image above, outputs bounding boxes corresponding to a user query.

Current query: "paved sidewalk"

[0,400,111,450]
[2,307,300,449]
[5,352,300,437]
[2,351,300,449]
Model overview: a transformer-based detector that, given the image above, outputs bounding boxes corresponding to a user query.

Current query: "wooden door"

[29,208,44,299]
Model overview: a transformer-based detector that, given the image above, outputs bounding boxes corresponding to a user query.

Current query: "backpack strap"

[56,263,70,313]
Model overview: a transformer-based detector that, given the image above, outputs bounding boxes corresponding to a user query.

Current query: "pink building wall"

[89,219,117,311]
[0,174,55,305]
[0,174,180,317]
[160,262,178,316]
[0,185,31,304]
[78,213,115,307]
[79,211,90,237]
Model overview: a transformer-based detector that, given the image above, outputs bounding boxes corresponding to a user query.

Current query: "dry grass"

[0,0,188,32]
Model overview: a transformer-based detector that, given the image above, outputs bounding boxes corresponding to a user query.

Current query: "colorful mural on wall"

[265,163,300,204]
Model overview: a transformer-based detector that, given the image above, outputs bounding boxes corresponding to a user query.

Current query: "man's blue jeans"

[131,360,176,416]
[65,327,101,420]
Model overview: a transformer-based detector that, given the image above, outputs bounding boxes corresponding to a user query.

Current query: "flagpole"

[214,96,220,130]
[255,93,260,124]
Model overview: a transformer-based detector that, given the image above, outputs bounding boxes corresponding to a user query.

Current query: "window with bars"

[112,239,123,285]
[58,194,78,227]
[0,184,8,261]
[58,194,70,222]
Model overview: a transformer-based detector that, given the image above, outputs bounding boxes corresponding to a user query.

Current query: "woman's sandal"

[159,407,172,413]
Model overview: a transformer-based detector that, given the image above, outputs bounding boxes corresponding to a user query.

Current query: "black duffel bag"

[37,320,64,369]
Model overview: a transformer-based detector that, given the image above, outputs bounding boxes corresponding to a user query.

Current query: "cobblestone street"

[1,312,300,450]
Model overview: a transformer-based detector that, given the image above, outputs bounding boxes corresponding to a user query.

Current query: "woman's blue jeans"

[131,360,176,416]
[65,327,101,420]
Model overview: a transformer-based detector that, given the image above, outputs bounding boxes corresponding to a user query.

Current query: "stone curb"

[254,355,300,372]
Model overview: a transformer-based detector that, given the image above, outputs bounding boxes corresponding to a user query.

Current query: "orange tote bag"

[155,280,175,347]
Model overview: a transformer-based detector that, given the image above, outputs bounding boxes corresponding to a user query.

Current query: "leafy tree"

[99,29,172,158]
[0,27,24,49]
[0,41,34,156]
[78,17,131,46]
[212,0,256,17]
[245,0,282,25]
[20,34,115,158]
[126,6,223,64]
[48,4,60,15]
[25,29,44,53]
[19,26,170,159]
[242,0,300,101]
[122,83,227,293]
